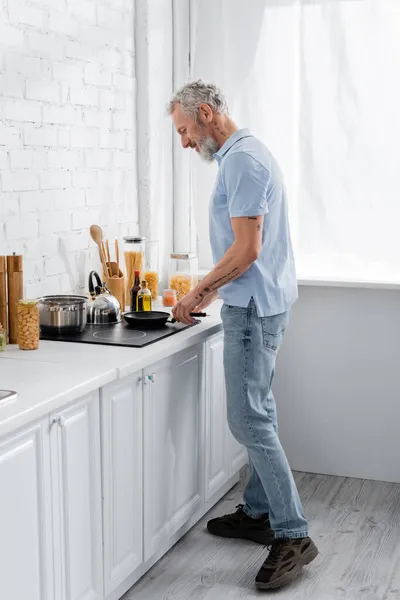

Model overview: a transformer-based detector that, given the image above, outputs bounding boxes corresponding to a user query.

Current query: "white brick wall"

[0,0,138,297]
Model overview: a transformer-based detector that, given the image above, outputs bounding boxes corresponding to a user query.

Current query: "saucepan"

[122,311,206,330]
[38,295,88,333]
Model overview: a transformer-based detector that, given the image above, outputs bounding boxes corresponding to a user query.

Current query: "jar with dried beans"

[17,299,39,350]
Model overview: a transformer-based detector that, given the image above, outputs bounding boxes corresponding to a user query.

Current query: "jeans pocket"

[222,303,248,313]
[261,312,289,351]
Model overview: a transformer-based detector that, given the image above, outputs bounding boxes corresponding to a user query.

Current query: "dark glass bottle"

[130,270,141,312]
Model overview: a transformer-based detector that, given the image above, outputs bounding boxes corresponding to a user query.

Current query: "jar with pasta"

[17,299,39,351]
[144,240,159,301]
[123,236,145,307]
[168,253,198,301]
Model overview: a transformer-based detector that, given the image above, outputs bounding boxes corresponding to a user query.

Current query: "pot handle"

[89,270,103,295]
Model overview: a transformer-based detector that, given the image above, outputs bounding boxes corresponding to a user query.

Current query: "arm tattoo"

[208,267,240,291]
[248,216,257,220]
[257,224,261,231]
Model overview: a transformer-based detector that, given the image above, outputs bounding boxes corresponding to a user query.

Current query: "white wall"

[275,285,400,483]
[0,0,137,297]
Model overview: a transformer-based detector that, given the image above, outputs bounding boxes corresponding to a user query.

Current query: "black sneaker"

[207,504,274,545]
[255,537,319,590]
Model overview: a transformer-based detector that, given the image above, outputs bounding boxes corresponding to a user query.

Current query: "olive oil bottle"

[136,280,152,312]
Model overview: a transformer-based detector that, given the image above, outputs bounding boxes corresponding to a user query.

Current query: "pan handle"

[169,312,206,324]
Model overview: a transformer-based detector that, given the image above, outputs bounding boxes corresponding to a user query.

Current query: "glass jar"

[123,236,145,305]
[17,299,39,351]
[144,240,159,301]
[168,253,198,301]
[162,289,177,308]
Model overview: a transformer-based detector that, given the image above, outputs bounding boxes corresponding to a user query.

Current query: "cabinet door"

[204,333,230,500]
[50,393,103,600]
[101,373,143,597]
[143,345,203,561]
[0,421,54,600]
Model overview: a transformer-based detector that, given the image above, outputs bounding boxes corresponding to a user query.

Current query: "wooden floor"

[123,472,400,599]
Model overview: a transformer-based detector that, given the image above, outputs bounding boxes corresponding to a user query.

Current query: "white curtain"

[135,0,174,284]
[190,0,400,282]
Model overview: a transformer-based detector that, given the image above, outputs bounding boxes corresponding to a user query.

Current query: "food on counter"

[17,299,39,351]
[125,250,144,304]
[144,271,158,301]
[169,274,198,301]
[136,281,152,311]
[162,289,177,307]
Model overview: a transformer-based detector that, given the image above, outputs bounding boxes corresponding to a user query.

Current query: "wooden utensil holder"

[0,257,7,340]
[102,269,125,312]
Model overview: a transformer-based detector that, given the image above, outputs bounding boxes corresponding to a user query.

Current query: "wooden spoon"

[115,240,120,275]
[90,224,109,277]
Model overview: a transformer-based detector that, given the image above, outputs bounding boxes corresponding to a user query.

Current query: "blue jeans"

[221,299,308,539]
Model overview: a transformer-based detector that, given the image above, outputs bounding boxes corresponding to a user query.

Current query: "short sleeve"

[222,152,270,218]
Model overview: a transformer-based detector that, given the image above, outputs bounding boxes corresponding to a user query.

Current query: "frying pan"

[122,311,206,329]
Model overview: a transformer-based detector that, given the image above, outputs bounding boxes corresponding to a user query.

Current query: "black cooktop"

[40,321,197,348]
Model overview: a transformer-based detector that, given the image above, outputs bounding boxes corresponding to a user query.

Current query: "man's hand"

[172,290,200,325]
[172,289,218,325]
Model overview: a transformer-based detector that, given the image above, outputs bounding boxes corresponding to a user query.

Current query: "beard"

[196,134,219,163]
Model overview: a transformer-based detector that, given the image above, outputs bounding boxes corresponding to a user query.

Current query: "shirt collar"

[213,128,252,164]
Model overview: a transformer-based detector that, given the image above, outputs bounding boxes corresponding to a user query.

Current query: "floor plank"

[124,473,400,600]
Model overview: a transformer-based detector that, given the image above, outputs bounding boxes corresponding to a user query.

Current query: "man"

[168,80,318,590]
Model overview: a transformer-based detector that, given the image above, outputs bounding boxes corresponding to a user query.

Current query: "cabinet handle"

[51,415,65,428]
[146,374,156,384]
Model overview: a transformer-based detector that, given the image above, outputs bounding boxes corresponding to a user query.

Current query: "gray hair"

[167,80,228,119]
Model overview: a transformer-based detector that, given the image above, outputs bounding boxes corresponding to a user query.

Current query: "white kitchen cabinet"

[101,373,143,598]
[205,333,247,501]
[50,393,103,600]
[0,421,54,600]
[143,345,203,561]
[204,333,230,500]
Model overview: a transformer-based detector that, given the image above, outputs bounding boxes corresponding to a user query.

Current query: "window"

[174,0,400,282]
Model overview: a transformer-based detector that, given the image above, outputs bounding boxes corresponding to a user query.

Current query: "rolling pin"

[0,257,7,341]
[7,254,23,344]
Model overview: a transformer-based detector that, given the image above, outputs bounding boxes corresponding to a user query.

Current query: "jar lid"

[170,252,196,260]
[18,299,38,306]
[123,236,145,243]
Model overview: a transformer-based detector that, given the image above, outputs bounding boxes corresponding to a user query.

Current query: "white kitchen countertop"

[0,302,223,437]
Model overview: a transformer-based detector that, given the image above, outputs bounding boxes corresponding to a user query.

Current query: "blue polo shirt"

[209,129,298,317]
